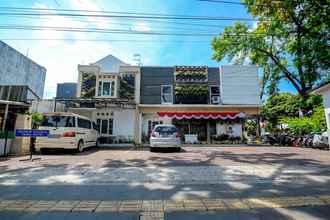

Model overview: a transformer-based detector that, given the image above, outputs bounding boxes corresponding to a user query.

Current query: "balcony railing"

[0,85,40,103]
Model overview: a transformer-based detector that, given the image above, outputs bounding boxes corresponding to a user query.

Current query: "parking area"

[1,146,330,170]
[1,146,330,219]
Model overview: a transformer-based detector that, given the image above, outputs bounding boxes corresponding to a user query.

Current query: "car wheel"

[77,140,84,153]
[150,147,156,152]
[175,147,181,152]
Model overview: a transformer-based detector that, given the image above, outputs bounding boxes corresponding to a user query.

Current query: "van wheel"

[77,141,84,153]
[40,148,48,154]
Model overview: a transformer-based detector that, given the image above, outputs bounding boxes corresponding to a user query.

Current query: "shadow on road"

[0,147,329,220]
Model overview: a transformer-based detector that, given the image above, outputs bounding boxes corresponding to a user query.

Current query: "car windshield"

[41,116,75,127]
[155,126,177,134]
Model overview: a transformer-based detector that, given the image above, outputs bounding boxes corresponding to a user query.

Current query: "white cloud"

[31,40,133,98]
[70,0,111,29]
[132,22,151,32]
[33,3,49,9]
[32,2,86,46]
[10,0,161,98]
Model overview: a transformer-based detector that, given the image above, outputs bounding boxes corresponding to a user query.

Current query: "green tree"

[31,112,44,128]
[281,106,327,135]
[244,119,257,136]
[212,0,330,98]
[262,93,323,130]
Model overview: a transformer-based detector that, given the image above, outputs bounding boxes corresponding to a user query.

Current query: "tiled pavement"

[1,146,330,219]
[1,195,330,219]
[2,146,330,170]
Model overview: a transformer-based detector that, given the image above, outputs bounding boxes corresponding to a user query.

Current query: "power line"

[0,16,226,32]
[198,0,245,5]
[0,12,257,21]
[7,14,231,29]
[53,0,60,7]
[0,6,254,32]
[0,25,220,36]
[198,0,330,6]
[0,24,275,37]
[0,38,212,43]
[0,6,252,19]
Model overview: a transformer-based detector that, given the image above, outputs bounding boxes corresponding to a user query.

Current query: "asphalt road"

[0,146,330,220]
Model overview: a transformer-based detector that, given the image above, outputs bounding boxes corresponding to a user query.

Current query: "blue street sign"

[15,129,49,137]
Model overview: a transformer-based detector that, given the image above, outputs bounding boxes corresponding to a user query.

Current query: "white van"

[35,112,99,153]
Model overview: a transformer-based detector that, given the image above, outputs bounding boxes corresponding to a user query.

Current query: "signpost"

[15,129,49,161]
[15,129,49,137]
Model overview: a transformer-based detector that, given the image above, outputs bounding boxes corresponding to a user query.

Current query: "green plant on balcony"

[175,70,207,82]
[175,84,208,96]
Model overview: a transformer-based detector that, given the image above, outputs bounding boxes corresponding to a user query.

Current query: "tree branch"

[255,47,303,95]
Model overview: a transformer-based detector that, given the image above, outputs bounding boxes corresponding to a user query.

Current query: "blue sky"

[0,0,295,98]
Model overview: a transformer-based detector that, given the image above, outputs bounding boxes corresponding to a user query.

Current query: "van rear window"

[41,116,75,127]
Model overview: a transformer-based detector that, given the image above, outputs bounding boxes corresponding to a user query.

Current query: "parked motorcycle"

[261,132,329,150]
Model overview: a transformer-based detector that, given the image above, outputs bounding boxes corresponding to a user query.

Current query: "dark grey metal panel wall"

[140,67,174,104]
[208,67,220,86]
[56,83,77,98]
[140,66,220,104]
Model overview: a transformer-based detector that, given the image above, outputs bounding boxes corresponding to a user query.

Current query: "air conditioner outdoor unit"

[211,96,220,104]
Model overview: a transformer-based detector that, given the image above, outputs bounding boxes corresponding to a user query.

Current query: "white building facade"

[74,55,139,144]
[70,55,261,145]
[313,82,330,146]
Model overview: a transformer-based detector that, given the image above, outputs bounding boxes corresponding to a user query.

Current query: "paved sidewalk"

[1,194,330,212]
[0,146,330,219]
[1,146,330,171]
[1,195,330,220]
[1,164,330,186]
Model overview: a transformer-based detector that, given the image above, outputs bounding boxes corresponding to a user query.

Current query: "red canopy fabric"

[157,112,245,120]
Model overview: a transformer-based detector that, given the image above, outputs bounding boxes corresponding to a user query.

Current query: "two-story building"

[137,65,261,144]
[71,54,261,145]
[72,55,139,144]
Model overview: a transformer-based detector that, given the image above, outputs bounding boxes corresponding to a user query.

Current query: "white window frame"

[161,85,173,104]
[209,85,220,104]
[98,80,116,97]
[97,118,114,136]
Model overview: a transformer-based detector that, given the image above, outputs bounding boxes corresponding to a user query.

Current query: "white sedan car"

[149,124,181,152]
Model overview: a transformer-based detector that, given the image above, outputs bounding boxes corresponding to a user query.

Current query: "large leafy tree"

[281,106,327,135]
[262,93,323,130]
[212,0,330,98]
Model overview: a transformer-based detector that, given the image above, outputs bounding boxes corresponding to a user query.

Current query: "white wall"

[113,109,135,137]
[216,122,242,137]
[323,90,330,128]
[141,113,172,136]
[31,99,65,113]
[220,65,260,105]
[216,123,226,135]
[321,89,330,146]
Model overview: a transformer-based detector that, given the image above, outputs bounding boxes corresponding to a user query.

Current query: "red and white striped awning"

[157,112,245,120]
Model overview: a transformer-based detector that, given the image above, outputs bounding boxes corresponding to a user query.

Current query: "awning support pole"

[2,104,9,131]
[207,121,211,144]
[256,115,261,140]
[2,87,11,131]
[54,98,57,112]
